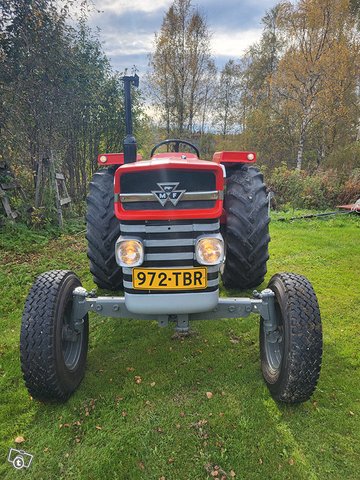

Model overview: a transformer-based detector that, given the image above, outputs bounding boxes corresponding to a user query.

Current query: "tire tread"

[86,167,123,290]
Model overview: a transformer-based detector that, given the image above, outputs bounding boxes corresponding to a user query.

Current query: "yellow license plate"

[132,268,207,290]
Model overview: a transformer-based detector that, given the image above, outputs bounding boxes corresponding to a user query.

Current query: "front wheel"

[260,272,322,403]
[20,270,89,402]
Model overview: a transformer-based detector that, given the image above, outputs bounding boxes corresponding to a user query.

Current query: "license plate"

[132,268,207,290]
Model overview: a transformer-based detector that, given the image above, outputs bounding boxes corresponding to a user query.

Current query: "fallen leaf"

[75,437,81,443]
[150,382,156,387]
[288,458,295,465]
[168,458,174,464]
[126,367,135,372]
[259,458,263,465]
[229,470,236,478]
[206,391,213,399]
[73,421,81,426]
[138,461,145,470]
[15,436,25,444]
[176,424,181,429]
[145,400,151,406]
[180,411,185,417]
[159,477,166,480]
[349,411,355,416]
[134,376,142,384]
[211,471,219,477]
[219,412,224,417]
[122,410,127,417]
[44,447,49,452]
[157,427,163,433]
[95,425,102,430]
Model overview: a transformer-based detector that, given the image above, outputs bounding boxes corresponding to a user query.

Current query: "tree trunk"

[296,116,308,170]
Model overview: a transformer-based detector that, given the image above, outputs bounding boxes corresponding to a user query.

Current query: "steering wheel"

[150,139,200,158]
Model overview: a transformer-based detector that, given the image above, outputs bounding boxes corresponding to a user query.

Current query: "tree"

[213,60,242,137]
[148,0,215,137]
[272,0,359,169]
[0,0,145,214]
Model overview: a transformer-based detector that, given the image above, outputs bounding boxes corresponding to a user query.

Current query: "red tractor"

[20,75,322,404]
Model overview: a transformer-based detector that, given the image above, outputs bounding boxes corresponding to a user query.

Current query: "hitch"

[71,287,277,334]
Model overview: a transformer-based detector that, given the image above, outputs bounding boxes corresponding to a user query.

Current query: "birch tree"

[273,0,359,169]
[148,0,215,136]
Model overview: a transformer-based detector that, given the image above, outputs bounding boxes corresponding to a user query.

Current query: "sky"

[88,0,279,75]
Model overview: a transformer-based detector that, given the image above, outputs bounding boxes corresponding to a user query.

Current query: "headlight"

[196,236,224,265]
[115,238,144,267]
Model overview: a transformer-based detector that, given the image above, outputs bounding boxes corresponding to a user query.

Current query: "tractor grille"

[119,169,218,211]
[120,219,220,294]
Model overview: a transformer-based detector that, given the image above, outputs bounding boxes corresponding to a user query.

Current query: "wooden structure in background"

[34,152,71,228]
[0,161,27,221]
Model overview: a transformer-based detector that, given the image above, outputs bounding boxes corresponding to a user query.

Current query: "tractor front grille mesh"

[119,169,217,211]
[120,219,220,294]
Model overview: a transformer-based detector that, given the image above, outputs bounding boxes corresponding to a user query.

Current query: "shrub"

[266,166,358,210]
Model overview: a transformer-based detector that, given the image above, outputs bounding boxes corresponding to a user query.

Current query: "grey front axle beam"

[71,287,277,333]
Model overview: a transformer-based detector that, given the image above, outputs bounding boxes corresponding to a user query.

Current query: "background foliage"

[0,0,359,223]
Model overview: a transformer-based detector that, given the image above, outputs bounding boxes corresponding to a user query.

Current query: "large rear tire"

[260,272,322,403]
[222,165,270,289]
[20,270,89,402]
[86,167,123,290]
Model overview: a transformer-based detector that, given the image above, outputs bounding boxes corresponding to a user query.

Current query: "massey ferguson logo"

[151,182,186,206]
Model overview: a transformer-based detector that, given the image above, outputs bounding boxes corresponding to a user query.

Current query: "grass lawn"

[0,215,359,479]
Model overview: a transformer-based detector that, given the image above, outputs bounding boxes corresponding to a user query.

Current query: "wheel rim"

[264,300,284,371]
[62,299,84,371]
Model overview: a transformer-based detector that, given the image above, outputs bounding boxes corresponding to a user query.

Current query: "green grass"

[0,215,359,479]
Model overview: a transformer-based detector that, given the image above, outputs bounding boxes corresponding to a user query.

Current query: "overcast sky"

[88,0,279,74]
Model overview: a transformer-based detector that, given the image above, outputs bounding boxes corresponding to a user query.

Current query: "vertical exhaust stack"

[122,74,139,164]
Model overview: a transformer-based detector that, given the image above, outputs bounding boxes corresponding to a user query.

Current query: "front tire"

[222,165,270,289]
[260,272,322,403]
[20,270,89,402]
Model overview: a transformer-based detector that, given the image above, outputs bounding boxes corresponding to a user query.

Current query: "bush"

[337,169,360,205]
[267,166,359,210]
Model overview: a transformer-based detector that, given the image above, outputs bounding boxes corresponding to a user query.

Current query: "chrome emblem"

[151,182,186,206]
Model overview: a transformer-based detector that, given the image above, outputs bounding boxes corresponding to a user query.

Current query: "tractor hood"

[114,157,224,221]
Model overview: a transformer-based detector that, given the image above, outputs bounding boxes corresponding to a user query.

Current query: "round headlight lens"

[196,237,224,265]
[99,155,108,163]
[116,239,144,267]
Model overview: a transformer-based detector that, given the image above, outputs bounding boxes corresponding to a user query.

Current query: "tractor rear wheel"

[222,165,270,289]
[260,272,322,403]
[20,270,89,402]
[86,167,123,290]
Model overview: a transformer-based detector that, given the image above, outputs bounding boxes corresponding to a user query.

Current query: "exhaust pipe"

[122,74,139,164]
